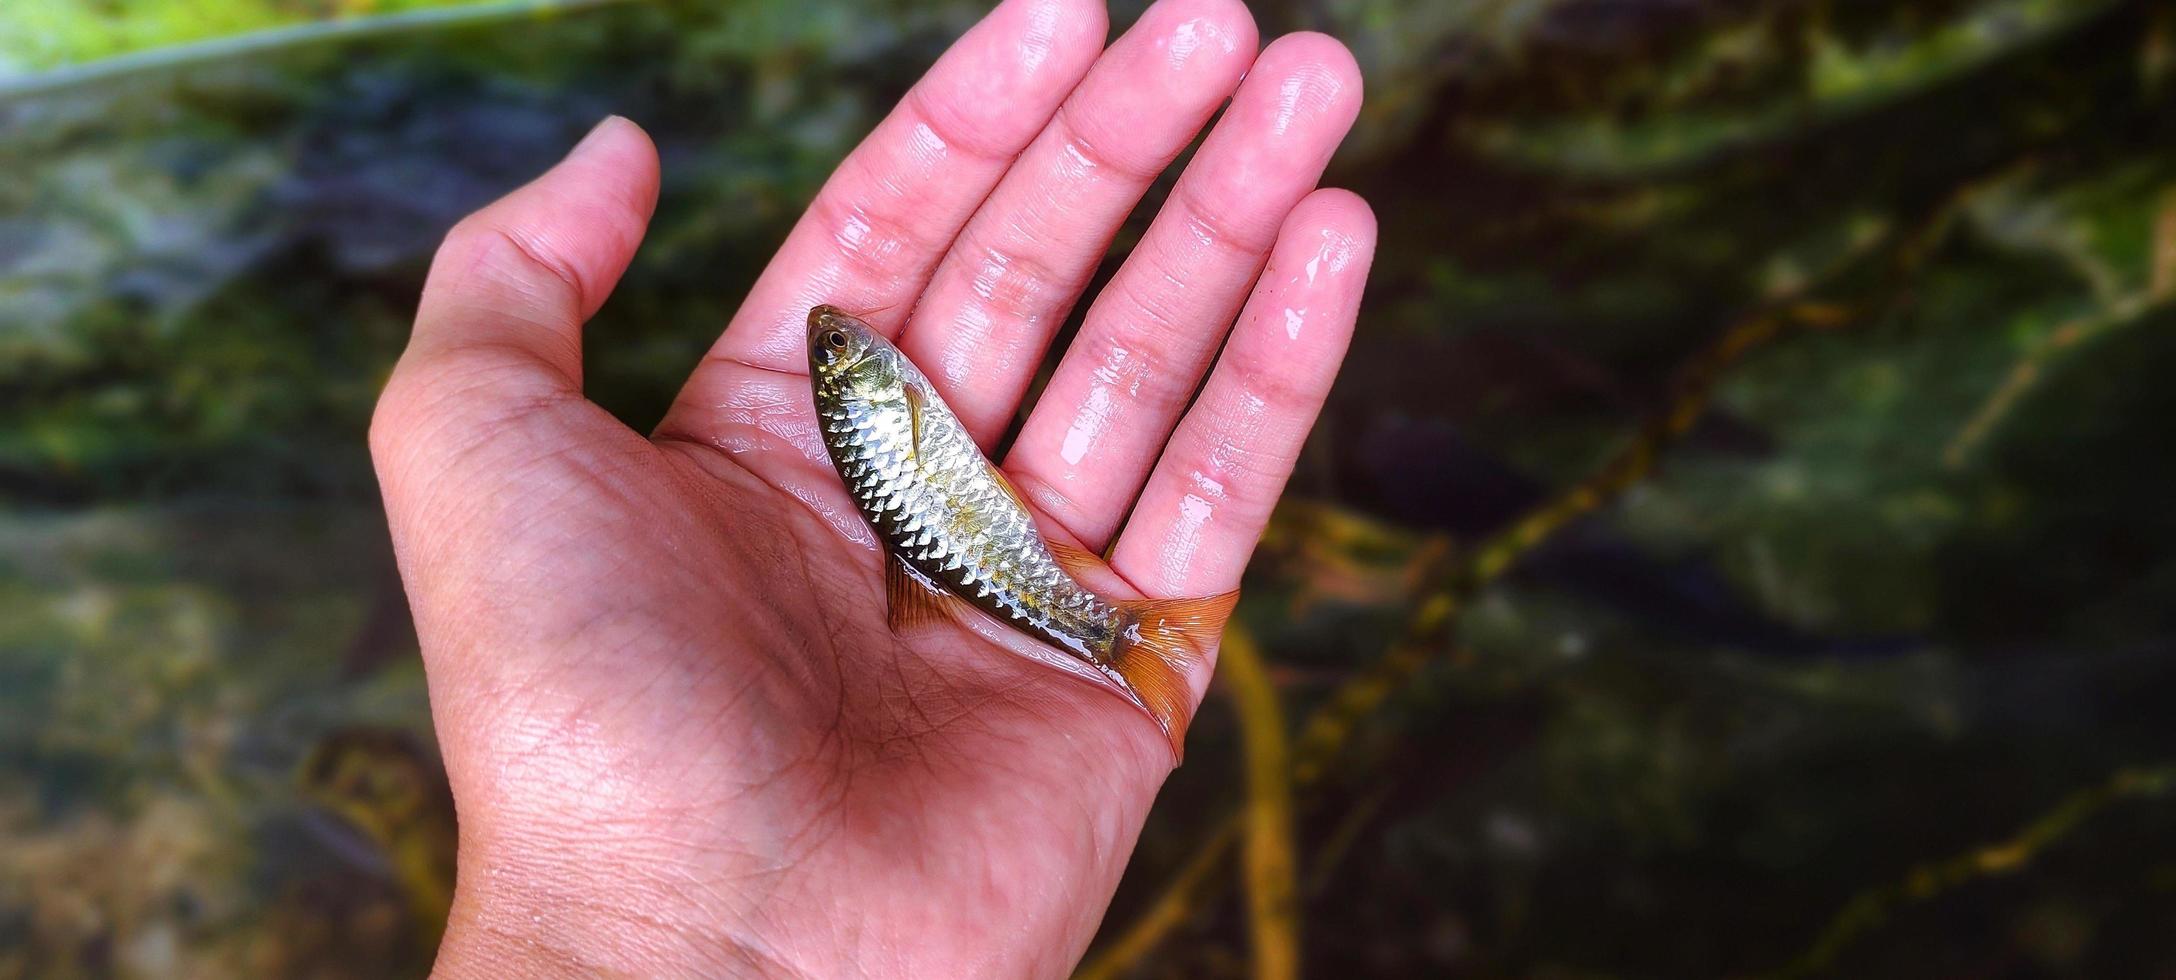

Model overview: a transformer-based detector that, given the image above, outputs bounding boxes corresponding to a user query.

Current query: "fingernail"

[568,115,626,158]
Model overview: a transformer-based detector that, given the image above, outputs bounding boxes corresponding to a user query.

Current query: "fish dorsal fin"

[886,553,971,635]
[983,466,1113,568]
[904,385,927,462]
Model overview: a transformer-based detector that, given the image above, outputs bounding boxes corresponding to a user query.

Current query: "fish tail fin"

[1109,590,1240,763]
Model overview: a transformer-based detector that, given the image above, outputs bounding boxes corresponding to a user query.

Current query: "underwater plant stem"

[1283,298,1834,789]
[1946,181,2176,467]
[1079,285,1810,973]
[1942,292,2169,467]
[1288,170,1994,790]
[1084,182,1991,972]
[1073,818,1242,980]
[1766,763,2176,979]
[1072,629,1301,980]
[1221,624,1301,980]
[1083,297,1851,975]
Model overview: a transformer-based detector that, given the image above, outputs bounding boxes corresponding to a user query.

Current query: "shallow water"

[5,0,2175,975]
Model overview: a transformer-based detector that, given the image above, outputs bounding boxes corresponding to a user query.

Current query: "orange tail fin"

[1108,591,1240,764]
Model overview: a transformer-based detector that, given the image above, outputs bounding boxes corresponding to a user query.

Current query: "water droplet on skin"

[787,481,879,550]
[1162,16,1239,71]
[1091,344,1143,396]
[1059,140,1098,179]
[1170,212,1216,258]
[1059,345,1144,467]
[1300,227,1359,288]
[1060,385,1116,466]
[834,208,887,261]
[1283,306,1307,339]
[1163,493,1218,587]
[971,249,1011,301]
[905,121,947,172]
[1168,19,1202,66]
[940,303,992,390]
[1201,395,1269,493]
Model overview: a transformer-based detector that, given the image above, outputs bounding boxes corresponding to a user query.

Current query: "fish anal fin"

[1045,537,1108,579]
[1108,590,1242,763]
[886,554,970,635]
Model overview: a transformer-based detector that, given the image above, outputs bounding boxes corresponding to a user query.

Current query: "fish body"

[806,305,1231,756]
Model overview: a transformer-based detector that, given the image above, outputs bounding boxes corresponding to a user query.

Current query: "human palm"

[370,0,1374,975]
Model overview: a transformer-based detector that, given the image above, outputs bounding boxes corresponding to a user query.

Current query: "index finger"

[692,0,1106,377]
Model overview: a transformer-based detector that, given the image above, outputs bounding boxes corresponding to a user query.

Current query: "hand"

[370,0,1374,974]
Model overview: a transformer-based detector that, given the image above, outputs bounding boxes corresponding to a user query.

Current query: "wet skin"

[371,0,1376,975]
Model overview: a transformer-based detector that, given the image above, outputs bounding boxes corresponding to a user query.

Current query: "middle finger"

[896,0,1258,446]
[1004,32,1362,551]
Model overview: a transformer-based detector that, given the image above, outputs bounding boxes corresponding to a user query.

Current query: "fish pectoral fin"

[886,553,971,635]
[904,384,926,463]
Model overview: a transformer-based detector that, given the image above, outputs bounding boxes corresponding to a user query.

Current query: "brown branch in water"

[1942,292,2170,468]
[1222,624,1301,980]
[1075,296,1842,978]
[1762,764,2176,979]
[2155,182,2176,298]
[1281,174,1986,787]
[1286,298,1843,788]
[1080,184,1987,978]
[1946,183,2176,468]
[1284,184,1983,791]
[1073,818,1241,980]
[1076,628,1300,980]
[1303,784,1393,899]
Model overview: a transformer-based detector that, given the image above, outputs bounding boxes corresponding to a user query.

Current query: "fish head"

[808,305,907,401]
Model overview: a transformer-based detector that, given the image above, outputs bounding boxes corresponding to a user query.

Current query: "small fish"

[807,305,1235,758]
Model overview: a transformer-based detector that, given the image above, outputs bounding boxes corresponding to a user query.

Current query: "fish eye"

[822,330,849,352]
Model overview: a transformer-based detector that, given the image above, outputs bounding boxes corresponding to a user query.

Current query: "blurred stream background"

[6,0,2176,976]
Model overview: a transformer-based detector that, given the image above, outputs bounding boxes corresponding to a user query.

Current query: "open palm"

[370,0,1374,975]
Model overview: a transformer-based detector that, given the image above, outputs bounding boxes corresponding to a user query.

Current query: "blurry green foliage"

[0,0,501,73]
[5,0,2176,976]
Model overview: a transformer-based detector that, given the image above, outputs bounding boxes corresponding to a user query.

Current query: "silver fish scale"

[819,369,1120,661]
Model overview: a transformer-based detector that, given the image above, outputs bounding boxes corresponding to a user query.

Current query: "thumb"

[368,115,660,668]
[375,115,659,457]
